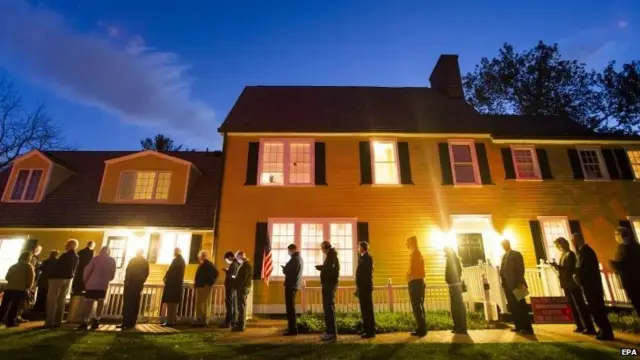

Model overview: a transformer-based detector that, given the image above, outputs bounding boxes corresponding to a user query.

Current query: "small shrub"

[609,312,640,334]
[297,310,496,334]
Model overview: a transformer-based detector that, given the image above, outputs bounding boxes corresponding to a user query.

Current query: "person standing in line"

[161,248,186,327]
[119,249,149,330]
[444,246,467,335]
[72,241,95,296]
[193,250,218,327]
[77,246,116,330]
[572,233,615,341]
[45,239,79,329]
[15,245,42,323]
[316,241,340,341]
[550,237,596,334]
[33,250,60,314]
[499,239,533,335]
[609,227,640,316]
[220,251,239,329]
[406,236,427,337]
[232,251,252,332]
[355,241,375,339]
[282,244,303,336]
[0,252,35,328]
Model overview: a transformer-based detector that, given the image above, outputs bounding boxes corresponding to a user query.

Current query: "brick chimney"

[429,54,464,99]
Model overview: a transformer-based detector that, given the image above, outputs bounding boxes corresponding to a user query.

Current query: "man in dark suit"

[550,237,595,334]
[282,244,303,336]
[221,251,240,328]
[499,239,533,334]
[72,241,95,295]
[355,241,375,338]
[572,233,614,341]
[232,251,252,332]
[119,249,149,330]
[316,240,340,341]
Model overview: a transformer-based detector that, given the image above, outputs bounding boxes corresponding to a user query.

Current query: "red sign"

[530,297,574,323]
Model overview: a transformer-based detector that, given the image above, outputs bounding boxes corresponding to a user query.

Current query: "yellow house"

[0,149,221,283]
[215,54,640,312]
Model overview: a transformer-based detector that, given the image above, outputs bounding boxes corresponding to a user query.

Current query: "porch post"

[387,278,394,313]
[601,267,617,306]
[301,280,307,313]
[538,262,554,297]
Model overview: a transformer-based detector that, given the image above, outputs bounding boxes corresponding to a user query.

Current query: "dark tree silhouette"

[140,134,187,151]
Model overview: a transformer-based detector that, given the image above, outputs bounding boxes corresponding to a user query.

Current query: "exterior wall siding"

[217,134,640,305]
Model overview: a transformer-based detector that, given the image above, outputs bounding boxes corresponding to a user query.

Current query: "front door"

[456,233,486,267]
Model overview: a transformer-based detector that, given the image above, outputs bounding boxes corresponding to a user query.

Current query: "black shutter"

[244,142,259,185]
[359,141,373,185]
[438,143,454,185]
[253,222,268,280]
[619,220,638,243]
[314,142,327,185]
[22,239,38,255]
[397,142,413,185]
[536,148,553,180]
[475,143,492,185]
[189,234,203,264]
[614,149,635,180]
[501,148,516,179]
[529,220,548,263]
[357,222,369,245]
[567,149,584,180]
[147,233,161,263]
[601,149,620,179]
[568,220,583,237]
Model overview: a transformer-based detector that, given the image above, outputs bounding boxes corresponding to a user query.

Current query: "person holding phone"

[282,244,303,336]
[316,241,340,341]
[221,251,240,328]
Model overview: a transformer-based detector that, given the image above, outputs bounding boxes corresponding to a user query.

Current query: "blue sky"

[0,0,637,151]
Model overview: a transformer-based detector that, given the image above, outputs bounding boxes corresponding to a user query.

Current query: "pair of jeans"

[357,287,375,335]
[448,283,467,332]
[322,284,337,335]
[0,290,27,326]
[408,279,427,333]
[236,288,250,330]
[195,285,213,325]
[285,287,298,332]
[224,286,236,326]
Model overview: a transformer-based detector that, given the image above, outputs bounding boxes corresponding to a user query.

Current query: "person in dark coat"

[282,244,303,336]
[499,239,533,335]
[316,241,340,341]
[232,251,252,332]
[572,232,614,341]
[355,241,375,338]
[221,251,240,328]
[193,250,218,327]
[550,237,596,334]
[118,249,149,330]
[33,250,60,314]
[610,227,640,316]
[161,248,186,327]
[406,236,427,337]
[444,246,467,335]
[72,241,95,295]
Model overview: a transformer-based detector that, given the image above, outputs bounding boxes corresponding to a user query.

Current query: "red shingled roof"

[0,151,221,229]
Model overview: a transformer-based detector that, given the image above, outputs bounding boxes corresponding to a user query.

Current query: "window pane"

[10,170,29,200]
[373,141,396,162]
[272,250,289,277]
[374,163,399,184]
[0,239,25,280]
[23,170,43,200]
[107,237,128,268]
[541,219,571,262]
[579,150,604,179]
[453,164,476,184]
[118,172,136,200]
[154,172,171,200]
[301,223,324,277]
[451,144,472,163]
[513,149,538,179]
[134,172,156,200]
[627,150,640,179]
[124,234,150,267]
[329,223,354,277]
[289,142,312,184]
[157,233,177,265]
[301,249,324,277]
[271,223,295,277]
[261,142,285,185]
[372,141,399,184]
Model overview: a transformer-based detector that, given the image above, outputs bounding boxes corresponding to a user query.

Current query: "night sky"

[0,0,637,151]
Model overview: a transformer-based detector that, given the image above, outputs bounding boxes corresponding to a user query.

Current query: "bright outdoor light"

[430,228,456,251]
[0,238,25,281]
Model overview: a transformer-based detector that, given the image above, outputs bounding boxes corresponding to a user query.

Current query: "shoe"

[411,331,427,337]
[583,329,597,335]
[357,330,366,335]
[161,323,174,328]
[320,333,337,341]
[17,317,28,323]
[116,324,125,329]
[77,323,88,331]
[573,328,585,333]
[90,320,100,330]
[595,333,615,341]
[360,333,375,339]
[510,329,519,333]
[518,329,534,335]
[231,327,245,332]
[283,329,298,336]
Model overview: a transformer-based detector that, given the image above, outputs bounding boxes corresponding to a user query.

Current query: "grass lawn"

[0,329,624,360]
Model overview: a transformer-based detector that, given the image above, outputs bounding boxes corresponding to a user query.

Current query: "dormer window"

[117,171,172,201]
[9,169,43,202]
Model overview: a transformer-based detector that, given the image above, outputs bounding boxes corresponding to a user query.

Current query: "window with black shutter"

[314,142,327,185]
[244,142,259,185]
[359,141,373,185]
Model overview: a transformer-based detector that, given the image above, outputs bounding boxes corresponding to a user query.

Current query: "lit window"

[106,236,128,269]
[259,140,314,185]
[0,238,25,281]
[371,140,399,184]
[9,169,43,201]
[449,141,480,185]
[632,220,640,242]
[626,150,640,179]
[118,171,172,201]
[577,148,608,180]
[511,146,541,180]
[156,232,192,265]
[268,219,356,279]
[539,217,571,262]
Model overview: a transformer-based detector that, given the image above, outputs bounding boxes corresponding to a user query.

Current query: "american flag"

[261,234,273,285]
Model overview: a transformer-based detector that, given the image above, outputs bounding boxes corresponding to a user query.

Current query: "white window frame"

[625,149,640,180]
[116,171,172,202]
[258,139,315,186]
[537,216,573,262]
[369,138,401,185]
[448,140,481,186]
[267,218,358,280]
[576,147,609,181]
[628,216,640,243]
[7,168,44,202]
[510,145,542,181]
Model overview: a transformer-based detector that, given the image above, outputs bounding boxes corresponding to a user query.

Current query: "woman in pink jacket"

[77,246,116,330]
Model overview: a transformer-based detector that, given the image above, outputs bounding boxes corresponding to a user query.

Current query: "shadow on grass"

[98,332,188,360]
[0,327,48,340]
[0,329,87,360]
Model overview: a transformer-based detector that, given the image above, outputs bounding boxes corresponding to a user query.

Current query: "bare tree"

[0,78,67,168]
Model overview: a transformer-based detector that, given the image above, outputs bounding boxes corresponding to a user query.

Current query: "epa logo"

[622,348,638,356]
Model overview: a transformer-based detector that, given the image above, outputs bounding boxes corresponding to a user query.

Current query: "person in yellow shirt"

[406,236,427,337]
